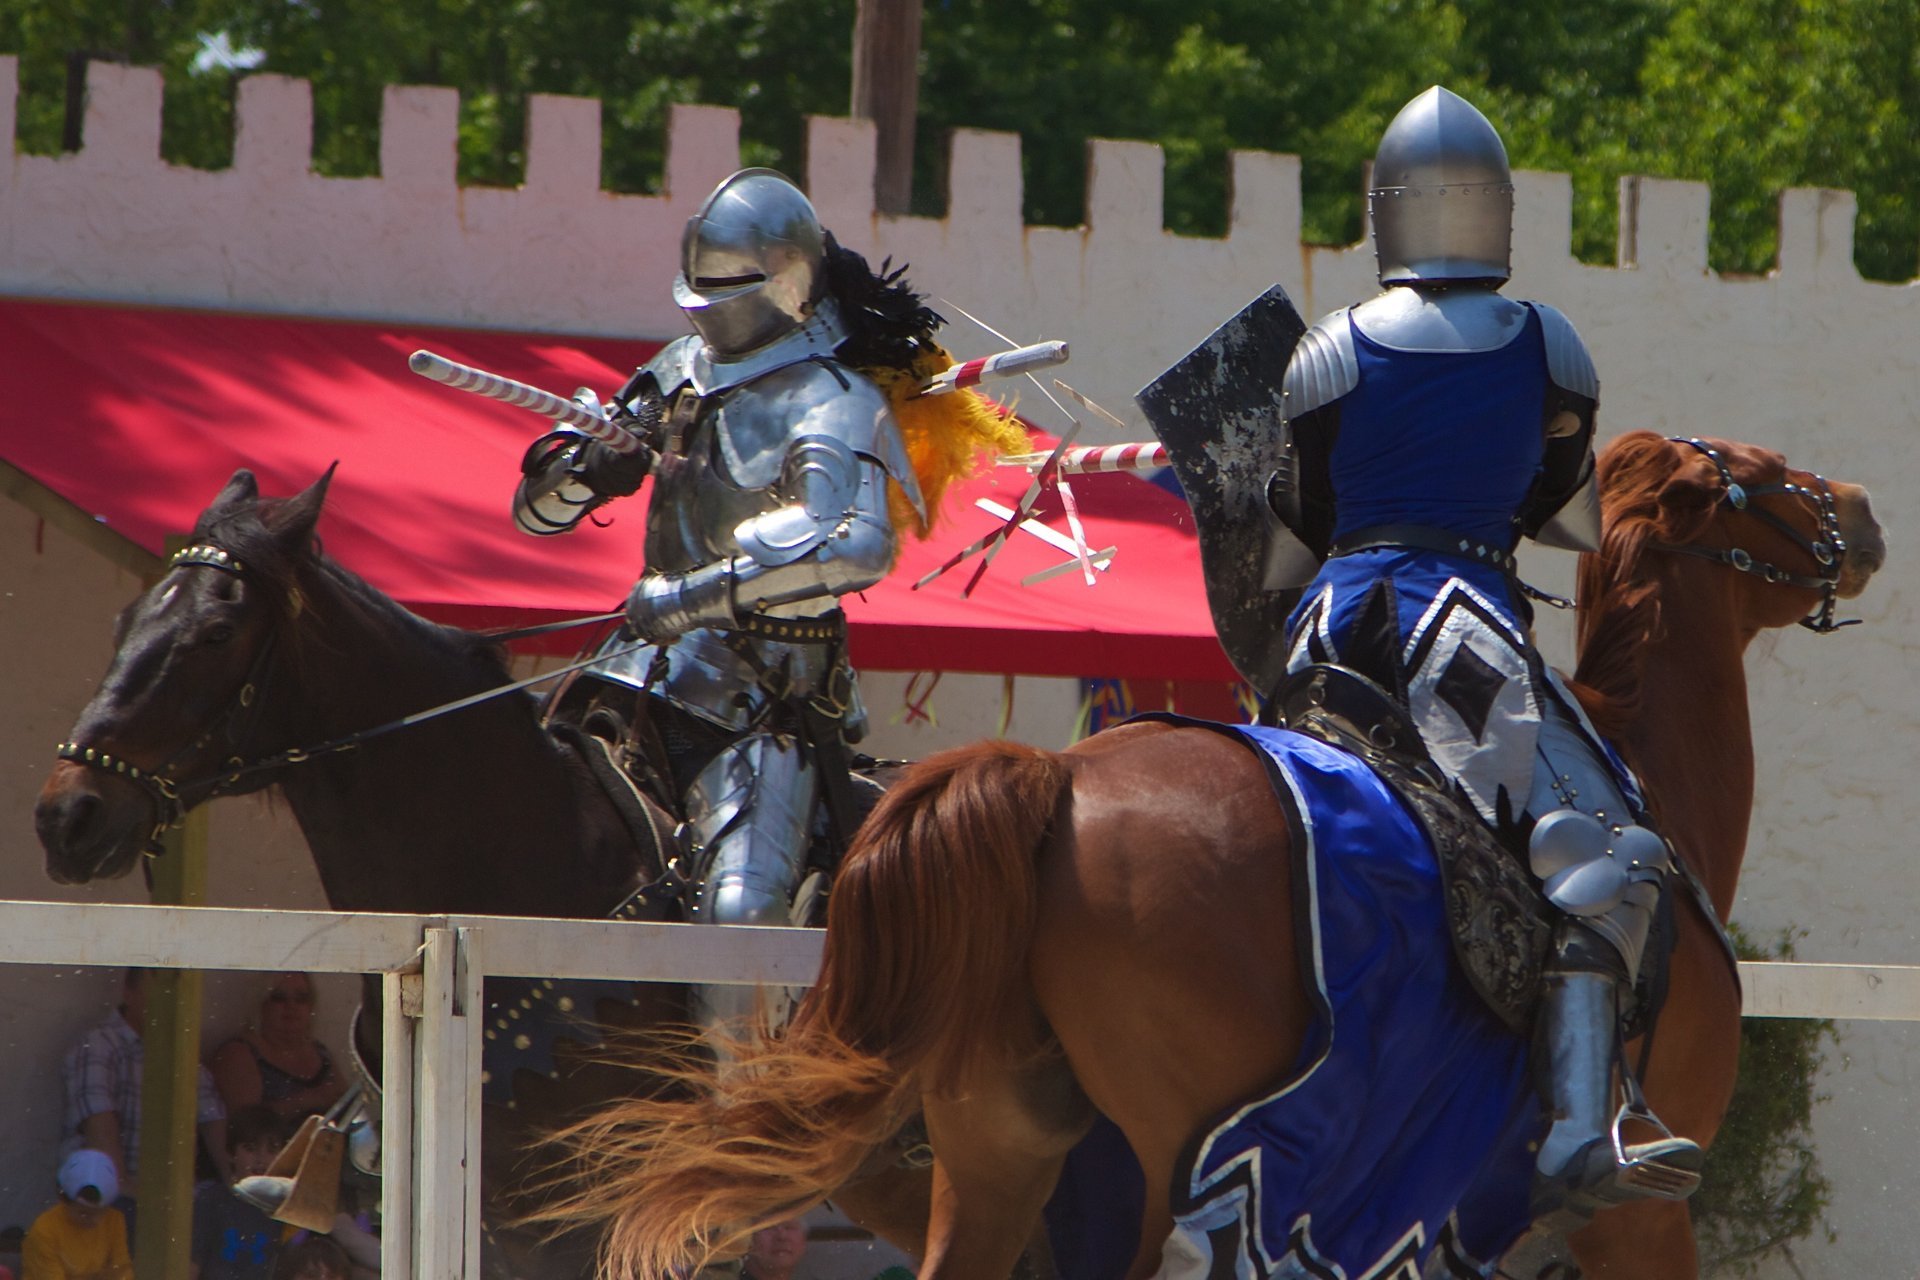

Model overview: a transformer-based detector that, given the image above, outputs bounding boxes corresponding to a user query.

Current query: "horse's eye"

[204,623,235,646]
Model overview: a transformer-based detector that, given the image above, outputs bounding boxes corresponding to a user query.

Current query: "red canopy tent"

[0,296,1238,683]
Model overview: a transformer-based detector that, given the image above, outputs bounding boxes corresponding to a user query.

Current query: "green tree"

[1627,0,1920,280]
[208,0,854,187]
[913,0,1474,242]
[1479,0,1920,279]
[0,0,247,168]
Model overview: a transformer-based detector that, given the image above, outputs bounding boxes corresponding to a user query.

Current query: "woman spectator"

[209,974,347,1123]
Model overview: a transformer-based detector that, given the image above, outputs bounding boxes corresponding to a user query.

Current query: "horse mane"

[1568,430,1762,736]
[192,493,511,686]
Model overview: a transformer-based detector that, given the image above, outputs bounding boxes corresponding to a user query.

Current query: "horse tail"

[550,740,1074,1278]
[805,738,1073,1092]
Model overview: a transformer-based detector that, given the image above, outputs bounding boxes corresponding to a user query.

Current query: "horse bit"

[1656,436,1857,634]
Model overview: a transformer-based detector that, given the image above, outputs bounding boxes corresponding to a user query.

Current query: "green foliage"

[914,0,1467,242]
[1691,924,1836,1276]
[0,0,244,168]
[1,0,1916,278]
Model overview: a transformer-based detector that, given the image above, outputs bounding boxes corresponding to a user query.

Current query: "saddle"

[1275,664,1554,1033]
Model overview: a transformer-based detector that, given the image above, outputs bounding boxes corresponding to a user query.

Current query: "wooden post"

[134,535,210,1280]
[134,811,209,1280]
[381,967,419,1279]
[416,925,482,1279]
[850,0,923,214]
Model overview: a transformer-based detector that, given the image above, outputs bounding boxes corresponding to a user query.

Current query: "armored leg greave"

[1525,689,1703,1219]
[683,732,818,1036]
[1530,920,1703,1221]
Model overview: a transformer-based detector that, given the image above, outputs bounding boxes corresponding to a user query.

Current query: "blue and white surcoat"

[1279,288,1601,828]
[1326,307,1551,547]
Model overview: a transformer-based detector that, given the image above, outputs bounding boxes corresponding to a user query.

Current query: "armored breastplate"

[643,394,786,575]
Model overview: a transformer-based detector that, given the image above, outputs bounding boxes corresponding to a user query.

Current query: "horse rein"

[1654,436,1857,634]
[57,541,638,857]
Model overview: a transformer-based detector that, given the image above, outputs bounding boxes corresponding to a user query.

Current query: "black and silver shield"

[1136,283,1312,695]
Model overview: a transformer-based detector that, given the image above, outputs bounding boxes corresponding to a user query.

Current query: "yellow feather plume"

[858,346,1032,543]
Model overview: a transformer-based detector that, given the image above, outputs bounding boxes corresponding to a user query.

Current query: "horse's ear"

[207,469,260,517]
[1659,443,1722,512]
[270,463,339,552]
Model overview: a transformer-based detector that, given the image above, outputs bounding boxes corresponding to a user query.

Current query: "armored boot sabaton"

[1527,810,1703,1219]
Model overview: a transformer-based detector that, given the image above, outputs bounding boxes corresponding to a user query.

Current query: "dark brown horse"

[30,467,931,1276]
[550,432,1885,1280]
[33,467,657,914]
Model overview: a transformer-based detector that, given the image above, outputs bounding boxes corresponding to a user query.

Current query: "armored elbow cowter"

[623,354,917,643]
[731,435,898,600]
[624,444,898,639]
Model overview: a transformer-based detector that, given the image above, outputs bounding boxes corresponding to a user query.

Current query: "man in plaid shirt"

[63,968,229,1224]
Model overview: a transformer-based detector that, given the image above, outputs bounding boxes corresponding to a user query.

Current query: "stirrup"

[1608,1097,1705,1201]
[1606,1050,1705,1203]
[1533,1098,1704,1219]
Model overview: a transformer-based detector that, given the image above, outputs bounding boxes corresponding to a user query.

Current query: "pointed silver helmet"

[673,168,827,356]
[1368,87,1514,286]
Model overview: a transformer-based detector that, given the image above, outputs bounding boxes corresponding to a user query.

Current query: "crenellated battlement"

[2,58,1916,440]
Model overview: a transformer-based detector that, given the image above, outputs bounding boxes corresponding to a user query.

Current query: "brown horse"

[548,432,1885,1280]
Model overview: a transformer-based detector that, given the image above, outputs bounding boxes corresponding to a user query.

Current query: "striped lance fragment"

[408,349,644,454]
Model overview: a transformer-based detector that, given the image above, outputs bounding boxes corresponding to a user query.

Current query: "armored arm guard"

[625,364,912,639]
[1274,311,1358,570]
[1522,303,1601,552]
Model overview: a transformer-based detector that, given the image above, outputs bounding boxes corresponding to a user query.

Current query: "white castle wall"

[2,58,1918,1276]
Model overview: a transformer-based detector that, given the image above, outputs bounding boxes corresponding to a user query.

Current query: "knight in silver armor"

[1273,89,1702,1222]
[514,169,927,1035]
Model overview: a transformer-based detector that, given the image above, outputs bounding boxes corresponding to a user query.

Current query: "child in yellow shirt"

[22,1150,131,1280]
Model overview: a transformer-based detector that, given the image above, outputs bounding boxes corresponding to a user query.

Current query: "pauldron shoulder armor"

[713,360,926,522]
[1521,302,1601,552]
[1283,309,1359,417]
[1528,302,1599,400]
[628,335,699,403]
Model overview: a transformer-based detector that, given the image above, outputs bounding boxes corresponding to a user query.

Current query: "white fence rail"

[0,899,821,1280]
[0,898,1910,1278]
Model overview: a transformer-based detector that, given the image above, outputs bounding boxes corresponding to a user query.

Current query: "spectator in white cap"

[63,966,231,1234]
[21,1148,132,1279]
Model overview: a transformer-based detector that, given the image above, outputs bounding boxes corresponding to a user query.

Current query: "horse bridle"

[57,543,282,854]
[1654,436,1857,634]
[57,540,635,857]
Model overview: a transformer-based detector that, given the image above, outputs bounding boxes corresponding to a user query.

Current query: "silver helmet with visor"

[673,168,827,356]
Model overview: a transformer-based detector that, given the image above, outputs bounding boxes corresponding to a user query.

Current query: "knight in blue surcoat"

[1270,87,1704,1221]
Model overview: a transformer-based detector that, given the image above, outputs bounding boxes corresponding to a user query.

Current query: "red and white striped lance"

[407,349,645,454]
[998,442,1170,475]
[921,340,1070,396]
